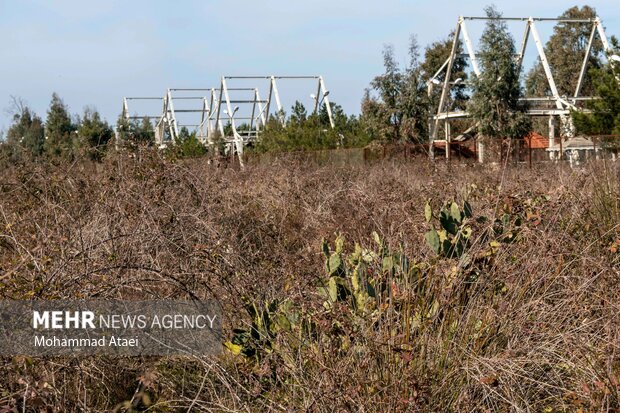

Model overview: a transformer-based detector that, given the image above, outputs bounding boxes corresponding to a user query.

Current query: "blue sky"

[0,0,618,133]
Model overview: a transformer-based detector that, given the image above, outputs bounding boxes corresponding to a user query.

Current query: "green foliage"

[467,6,531,142]
[572,39,620,143]
[360,89,391,142]
[369,44,403,138]
[4,95,115,160]
[421,32,469,111]
[526,6,603,98]
[224,297,305,363]
[424,200,473,258]
[363,32,471,144]
[254,101,370,152]
[43,93,77,157]
[317,231,472,357]
[206,130,227,157]
[290,100,307,124]
[362,37,432,143]
[4,99,45,157]
[319,234,377,315]
[424,190,547,263]
[168,127,207,158]
[77,107,113,160]
[116,116,155,149]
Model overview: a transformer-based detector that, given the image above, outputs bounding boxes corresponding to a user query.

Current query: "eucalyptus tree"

[363,36,430,143]
[572,37,620,142]
[526,5,603,98]
[467,6,531,161]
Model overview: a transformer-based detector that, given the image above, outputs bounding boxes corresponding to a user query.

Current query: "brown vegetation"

[0,152,619,411]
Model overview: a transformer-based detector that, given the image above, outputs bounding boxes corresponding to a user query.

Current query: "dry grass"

[0,151,619,412]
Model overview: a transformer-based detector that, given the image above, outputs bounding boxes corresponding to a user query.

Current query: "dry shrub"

[0,150,619,411]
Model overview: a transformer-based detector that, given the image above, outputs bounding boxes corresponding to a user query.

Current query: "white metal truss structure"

[119,75,335,159]
[117,96,164,148]
[200,85,268,149]
[154,88,219,148]
[428,15,615,160]
[212,76,334,159]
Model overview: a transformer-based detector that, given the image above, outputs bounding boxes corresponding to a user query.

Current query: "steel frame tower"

[119,75,334,162]
[428,15,616,161]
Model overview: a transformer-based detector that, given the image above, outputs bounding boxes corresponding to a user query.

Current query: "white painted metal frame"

[213,75,335,160]
[428,15,614,160]
[119,75,336,165]
[117,96,162,147]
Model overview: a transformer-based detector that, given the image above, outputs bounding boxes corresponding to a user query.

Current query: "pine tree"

[467,6,531,160]
[5,98,45,157]
[44,93,76,156]
[170,127,207,158]
[137,117,155,144]
[77,107,113,160]
[115,116,155,149]
[290,101,307,125]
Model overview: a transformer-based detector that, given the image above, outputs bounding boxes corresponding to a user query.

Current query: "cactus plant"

[424,200,473,258]
[319,235,376,315]
[224,297,300,360]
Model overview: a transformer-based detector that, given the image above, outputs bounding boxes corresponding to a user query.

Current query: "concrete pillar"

[548,116,556,148]
[114,127,120,151]
[445,121,451,160]
[428,119,435,161]
[477,138,485,163]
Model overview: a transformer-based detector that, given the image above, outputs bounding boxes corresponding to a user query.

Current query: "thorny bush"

[0,151,619,412]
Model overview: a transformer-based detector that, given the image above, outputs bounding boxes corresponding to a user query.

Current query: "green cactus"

[320,235,376,315]
[224,297,300,360]
[424,200,473,258]
[425,228,441,254]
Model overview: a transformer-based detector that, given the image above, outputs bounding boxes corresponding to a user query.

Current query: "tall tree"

[134,117,155,145]
[572,37,620,139]
[116,116,154,148]
[77,107,113,160]
[362,36,431,143]
[400,36,431,143]
[170,126,207,158]
[290,101,307,125]
[318,101,344,129]
[468,6,531,159]
[44,93,76,156]
[369,44,403,141]
[361,89,391,141]
[5,97,45,157]
[421,33,469,111]
[526,6,603,98]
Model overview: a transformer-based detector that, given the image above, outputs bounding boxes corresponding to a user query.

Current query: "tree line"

[1,4,618,162]
[362,5,620,146]
[1,93,115,161]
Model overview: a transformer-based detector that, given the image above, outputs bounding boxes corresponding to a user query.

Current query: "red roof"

[524,132,549,149]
